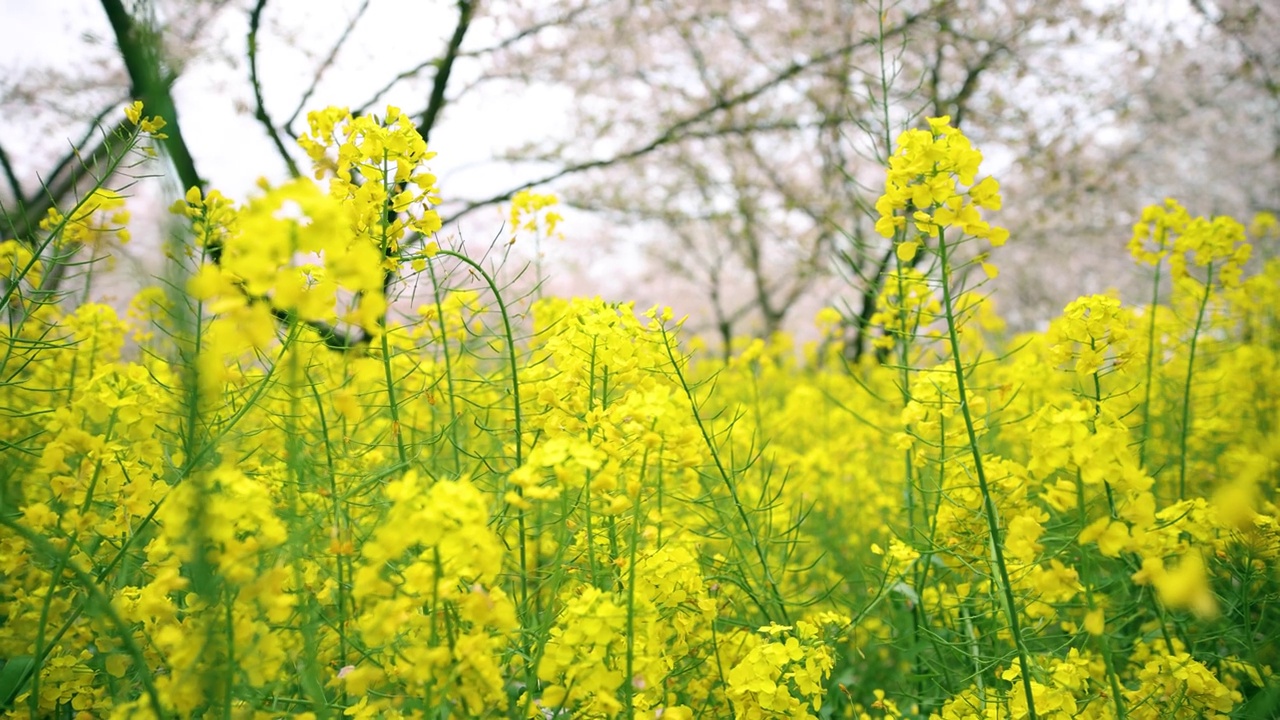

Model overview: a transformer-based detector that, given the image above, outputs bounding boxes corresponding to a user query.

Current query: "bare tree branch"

[950,43,1007,126]
[355,56,440,118]
[1189,0,1278,97]
[442,11,927,226]
[284,0,374,135]
[356,2,600,117]
[38,104,126,208]
[417,0,475,143]
[6,104,127,246]
[248,0,301,178]
[461,0,609,60]
[100,0,203,193]
[0,142,20,205]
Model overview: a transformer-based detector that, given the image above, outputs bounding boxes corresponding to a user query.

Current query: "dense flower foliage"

[1,104,1277,720]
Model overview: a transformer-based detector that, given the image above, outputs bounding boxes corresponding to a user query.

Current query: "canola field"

[1,104,1277,719]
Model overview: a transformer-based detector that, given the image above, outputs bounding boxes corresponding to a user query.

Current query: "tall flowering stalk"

[874,116,1038,719]
[1126,199,1252,500]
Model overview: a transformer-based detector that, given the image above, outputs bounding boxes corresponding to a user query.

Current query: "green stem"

[423,250,523,468]
[1087,356,1118,518]
[222,588,235,719]
[407,247,531,689]
[659,324,790,624]
[377,152,409,468]
[1137,256,1163,471]
[935,225,1037,720]
[622,448,651,718]
[1177,263,1213,500]
[426,261,463,475]
[377,323,409,466]
[1074,473,1127,719]
[2,124,144,313]
[305,377,349,690]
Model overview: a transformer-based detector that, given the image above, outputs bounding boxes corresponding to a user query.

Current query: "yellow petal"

[1084,608,1105,636]
[896,240,919,263]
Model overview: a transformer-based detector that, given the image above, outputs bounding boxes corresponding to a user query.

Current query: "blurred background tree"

[1,0,1276,352]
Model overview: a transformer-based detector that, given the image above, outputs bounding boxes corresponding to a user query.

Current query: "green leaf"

[0,656,35,709]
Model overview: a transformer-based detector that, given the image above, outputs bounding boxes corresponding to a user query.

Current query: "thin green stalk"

[1137,254,1163,471]
[284,357,332,720]
[407,247,532,693]
[583,468,598,586]
[659,324,790,624]
[1,126,145,313]
[875,0,923,545]
[377,321,409,467]
[223,587,235,719]
[935,226,1037,720]
[305,376,350,693]
[622,448,652,718]
[422,250,522,468]
[1086,351,1118,518]
[377,153,409,468]
[1236,546,1260,666]
[960,605,986,707]
[1177,262,1214,499]
[1074,473,1128,719]
[707,608,728,715]
[426,260,463,474]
